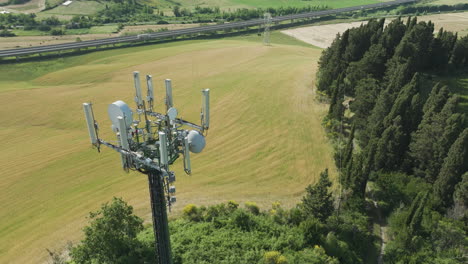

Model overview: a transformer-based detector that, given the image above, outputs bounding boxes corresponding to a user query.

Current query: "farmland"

[282,11,468,48]
[0,33,336,263]
[150,0,383,10]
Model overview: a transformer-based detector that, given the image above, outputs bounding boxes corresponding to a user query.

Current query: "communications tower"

[83,72,210,264]
[263,13,272,46]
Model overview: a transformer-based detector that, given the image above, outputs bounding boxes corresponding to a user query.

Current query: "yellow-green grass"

[11,29,48,36]
[0,33,336,263]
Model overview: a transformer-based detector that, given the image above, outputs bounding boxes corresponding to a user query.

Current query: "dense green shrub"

[245,201,260,215]
[0,29,15,37]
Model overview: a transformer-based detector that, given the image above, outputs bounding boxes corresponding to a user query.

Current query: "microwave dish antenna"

[83,72,211,264]
[108,100,133,129]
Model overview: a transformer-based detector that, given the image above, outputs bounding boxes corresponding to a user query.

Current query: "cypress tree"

[342,155,353,189]
[449,35,468,69]
[317,30,350,95]
[344,44,387,96]
[429,28,457,71]
[380,17,406,59]
[384,58,415,97]
[421,83,449,121]
[328,73,345,121]
[389,21,434,74]
[434,128,468,209]
[408,192,429,235]
[301,169,334,221]
[350,153,367,198]
[342,124,355,169]
[410,95,464,182]
[451,172,468,220]
[374,116,406,171]
[384,73,423,135]
[405,192,423,227]
[361,89,393,146]
[350,78,382,130]
[362,141,376,180]
[343,19,384,63]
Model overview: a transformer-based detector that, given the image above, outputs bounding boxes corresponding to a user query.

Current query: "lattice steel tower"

[263,13,272,46]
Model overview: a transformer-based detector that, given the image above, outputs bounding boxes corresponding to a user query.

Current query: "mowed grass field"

[0,34,336,263]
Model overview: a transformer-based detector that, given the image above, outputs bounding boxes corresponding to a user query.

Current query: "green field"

[66,25,120,35]
[426,0,468,5]
[39,0,381,17]
[0,33,336,263]
[37,0,106,19]
[11,29,48,36]
[151,0,381,9]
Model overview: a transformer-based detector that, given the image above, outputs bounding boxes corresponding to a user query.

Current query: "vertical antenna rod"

[184,136,191,174]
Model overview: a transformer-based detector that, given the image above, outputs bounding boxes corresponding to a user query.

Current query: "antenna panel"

[159,131,168,166]
[133,71,143,106]
[117,116,130,150]
[202,89,210,129]
[108,100,133,129]
[83,103,98,145]
[165,79,173,110]
[146,75,154,107]
[117,116,130,169]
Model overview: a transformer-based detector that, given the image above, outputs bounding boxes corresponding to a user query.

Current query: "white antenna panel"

[117,116,130,169]
[117,116,130,150]
[165,79,173,110]
[146,75,154,105]
[108,100,133,129]
[83,103,98,145]
[133,71,143,106]
[202,89,210,129]
[187,130,206,153]
[159,131,168,166]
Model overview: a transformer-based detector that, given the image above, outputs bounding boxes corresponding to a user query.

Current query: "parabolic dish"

[187,130,206,153]
[108,100,133,128]
[167,107,178,121]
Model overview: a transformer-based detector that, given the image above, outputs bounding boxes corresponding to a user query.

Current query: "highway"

[0,0,416,58]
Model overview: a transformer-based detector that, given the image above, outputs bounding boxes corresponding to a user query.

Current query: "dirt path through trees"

[367,185,387,264]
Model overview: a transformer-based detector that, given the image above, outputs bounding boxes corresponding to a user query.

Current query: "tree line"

[172,5,328,21]
[0,3,329,35]
[60,169,375,264]
[318,16,467,263]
